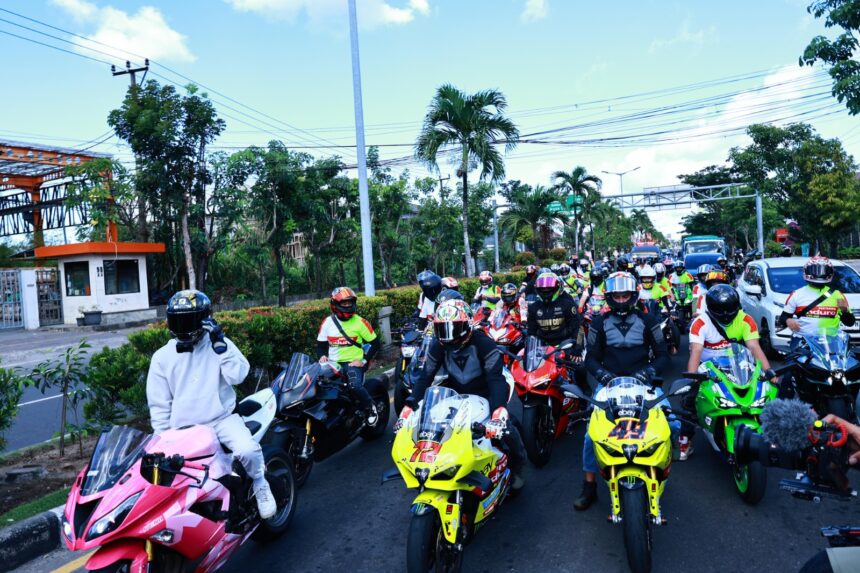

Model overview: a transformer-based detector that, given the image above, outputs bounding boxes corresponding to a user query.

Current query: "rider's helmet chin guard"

[535,272,561,303]
[433,299,474,348]
[167,290,212,351]
[705,284,741,326]
[803,256,834,286]
[605,272,639,316]
[330,287,358,320]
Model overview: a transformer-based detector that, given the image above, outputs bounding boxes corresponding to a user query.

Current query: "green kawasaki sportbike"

[675,344,779,504]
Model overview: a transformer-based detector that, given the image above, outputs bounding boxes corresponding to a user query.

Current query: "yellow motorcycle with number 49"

[563,377,690,573]
[383,386,512,573]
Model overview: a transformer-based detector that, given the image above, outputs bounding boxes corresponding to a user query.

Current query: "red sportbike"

[483,307,525,365]
[506,336,585,467]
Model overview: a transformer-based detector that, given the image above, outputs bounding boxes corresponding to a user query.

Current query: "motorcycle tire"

[620,485,652,573]
[734,460,767,505]
[360,377,392,440]
[522,403,554,468]
[406,512,463,573]
[252,446,297,542]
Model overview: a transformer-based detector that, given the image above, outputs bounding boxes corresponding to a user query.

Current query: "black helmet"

[705,284,740,326]
[167,290,212,349]
[616,256,629,271]
[436,288,464,304]
[589,269,604,285]
[500,282,519,305]
[605,272,639,316]
[417,270,442,300]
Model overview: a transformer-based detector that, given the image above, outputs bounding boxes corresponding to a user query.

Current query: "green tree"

[499,182,567,252]
[800,0,860,115]
[368,147,414,287]
[551,166,602,252]
[0,362,25,453]
[108,81,225,290]
[415,84,519,276]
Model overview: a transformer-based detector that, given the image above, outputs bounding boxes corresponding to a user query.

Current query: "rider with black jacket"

[397,299,527,491]
[574,272,672,510]
[527,271,582,346]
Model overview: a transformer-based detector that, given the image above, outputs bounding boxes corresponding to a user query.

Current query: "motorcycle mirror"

[668,378,694,396]
[557,339,576,351]
[560,383,588,401]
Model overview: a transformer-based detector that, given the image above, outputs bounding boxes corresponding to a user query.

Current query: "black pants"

[500,420,527,477]
[342,363,374,411]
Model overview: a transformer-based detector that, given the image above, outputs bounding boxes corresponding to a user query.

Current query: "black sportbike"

[272,352,391,487]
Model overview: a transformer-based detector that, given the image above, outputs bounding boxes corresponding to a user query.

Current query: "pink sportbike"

[61,388,297,573]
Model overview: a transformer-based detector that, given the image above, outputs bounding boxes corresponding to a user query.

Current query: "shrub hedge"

[84,272,524,426]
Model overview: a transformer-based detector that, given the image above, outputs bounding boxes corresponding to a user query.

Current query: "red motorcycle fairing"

[510,339,581,439]
[85,539,148,572]
[482,308,524,366]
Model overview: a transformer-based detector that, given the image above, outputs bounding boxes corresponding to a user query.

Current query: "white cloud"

[521,0,548,22]
[50,1,194,63]
[649,18,717,54]
[225,0,431,27]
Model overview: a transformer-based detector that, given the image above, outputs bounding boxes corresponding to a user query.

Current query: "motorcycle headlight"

[639,441,662,457]
[531,375,551,388]
[401,346,416,358]
[433,465,461,480]
[717,397,737,409]
[61,515,73,541]
[750,397,768,408]
[86,492,142,541]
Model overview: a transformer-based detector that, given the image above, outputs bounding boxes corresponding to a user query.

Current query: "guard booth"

[0,140,164,329]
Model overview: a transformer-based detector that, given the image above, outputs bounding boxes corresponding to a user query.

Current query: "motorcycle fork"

[301,418,314,458]
[145,462,160,565]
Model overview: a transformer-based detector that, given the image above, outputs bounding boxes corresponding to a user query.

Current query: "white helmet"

[638,265,656,279]
[653,262,666,275]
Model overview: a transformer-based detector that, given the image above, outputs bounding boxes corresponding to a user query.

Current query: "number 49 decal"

[608,419,648,440]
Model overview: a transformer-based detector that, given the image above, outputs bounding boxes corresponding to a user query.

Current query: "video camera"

[734,399,856,502]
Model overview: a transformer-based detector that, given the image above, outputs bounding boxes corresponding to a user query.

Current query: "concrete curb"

[0,505,64,573]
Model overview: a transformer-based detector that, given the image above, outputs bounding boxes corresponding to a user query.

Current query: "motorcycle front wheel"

[620,485,652,573]
[522,403,554,467]
[406,512,463,573]
[734,460,766,505]
[253,446,297,542]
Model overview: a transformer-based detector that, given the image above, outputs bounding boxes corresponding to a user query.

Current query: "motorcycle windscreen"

[274,352,311,393]
[408,333,434,374]
[714,344,757,389]
[413,386,467,444]
[600,377,650,418]
[490,308,508,329]
[803,332,852,371]
[81,426,151,496]
[523,336,546,373]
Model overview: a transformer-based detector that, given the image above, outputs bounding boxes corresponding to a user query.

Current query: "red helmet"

[330,286,357,320]
[441,276,459,290]
[479,271,493,286]
[525,265,538,280]
[803,257,834,285]
[433,299,474,347]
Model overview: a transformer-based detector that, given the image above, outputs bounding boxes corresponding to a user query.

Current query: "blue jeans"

[341,363,373,410]
[581,384,680,474]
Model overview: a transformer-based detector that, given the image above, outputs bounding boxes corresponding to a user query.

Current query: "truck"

[681,235,726,272]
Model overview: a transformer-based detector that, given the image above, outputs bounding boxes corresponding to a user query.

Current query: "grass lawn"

[0,487,69,527]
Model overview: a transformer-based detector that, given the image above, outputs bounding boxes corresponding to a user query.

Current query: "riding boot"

[573,480,598,511]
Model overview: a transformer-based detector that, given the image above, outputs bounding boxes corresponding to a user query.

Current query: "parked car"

[737,257,860,356]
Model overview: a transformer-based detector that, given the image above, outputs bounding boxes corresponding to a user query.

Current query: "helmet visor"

[168,311,203,340]
[433,320,470,344]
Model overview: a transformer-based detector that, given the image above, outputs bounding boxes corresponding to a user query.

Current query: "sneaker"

[365,404,379,426]
[254,480,277,520]
[573,481,598,511]
[511,472,526,492]
[679,436,694,461]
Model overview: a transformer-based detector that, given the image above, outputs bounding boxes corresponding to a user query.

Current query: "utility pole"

[437,175,450,195]
[348,0,375,296]
[111,60,149,243]
[492,199,500,273]
[755,190,765,254]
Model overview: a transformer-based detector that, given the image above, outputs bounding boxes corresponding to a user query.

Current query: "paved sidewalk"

[1,326,144,452]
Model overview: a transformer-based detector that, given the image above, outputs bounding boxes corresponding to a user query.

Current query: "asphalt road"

[16,338,859,573]
[1,327,140,451]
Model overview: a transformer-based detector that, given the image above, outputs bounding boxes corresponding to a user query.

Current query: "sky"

[1,0,859,240]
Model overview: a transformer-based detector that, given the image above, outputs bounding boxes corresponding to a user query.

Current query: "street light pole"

[492,199,500,273]
[601,166,641,197]
[347,0,375,296]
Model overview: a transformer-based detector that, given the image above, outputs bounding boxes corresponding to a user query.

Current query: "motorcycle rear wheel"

[522,403,554,467]
[734,460,766,505]
[252,446,297,542]
[360,377,392,440]
[620,485,652,573]
[406,513,463,573]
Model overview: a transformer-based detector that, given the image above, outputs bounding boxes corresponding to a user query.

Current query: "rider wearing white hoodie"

[146,290,276,519]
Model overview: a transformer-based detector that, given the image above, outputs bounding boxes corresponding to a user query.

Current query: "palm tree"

[499,185,568,253]
[551,166,602,254]
[629,208,654,241]
[415,84,519,276]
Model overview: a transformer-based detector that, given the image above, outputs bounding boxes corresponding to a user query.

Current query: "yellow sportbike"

[563,377,690,573]
[384,386,513,573]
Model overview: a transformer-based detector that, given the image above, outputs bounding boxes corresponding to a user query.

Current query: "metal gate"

[0,269,23,329]
[36,268,63,326]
